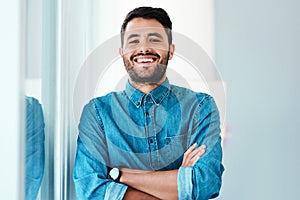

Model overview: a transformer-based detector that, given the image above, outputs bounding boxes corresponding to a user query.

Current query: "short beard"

[128,63,167,84]
[124,52,169,84]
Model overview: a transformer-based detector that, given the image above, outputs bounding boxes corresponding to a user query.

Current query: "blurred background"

[1,0,299,199]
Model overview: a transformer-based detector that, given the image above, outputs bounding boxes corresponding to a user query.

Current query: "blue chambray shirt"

[73,78,224,200]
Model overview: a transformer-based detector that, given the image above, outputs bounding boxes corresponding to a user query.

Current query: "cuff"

[104,182,128,200]
[177,166,193,200]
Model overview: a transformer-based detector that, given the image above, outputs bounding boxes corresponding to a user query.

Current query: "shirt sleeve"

[73,100,128,200]
[177,94,224,200]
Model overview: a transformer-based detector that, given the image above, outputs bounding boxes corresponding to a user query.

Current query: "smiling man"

[73,7,224,200]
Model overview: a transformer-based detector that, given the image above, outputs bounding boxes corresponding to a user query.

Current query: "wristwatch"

[108,167,122,182]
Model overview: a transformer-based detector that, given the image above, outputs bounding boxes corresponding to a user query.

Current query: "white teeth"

[136,58,154,63]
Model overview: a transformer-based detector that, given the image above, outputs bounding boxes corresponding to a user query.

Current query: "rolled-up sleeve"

[73,100,128,200]
[177,166,193,199]
[177,94,224,200]
[104,182,128,200]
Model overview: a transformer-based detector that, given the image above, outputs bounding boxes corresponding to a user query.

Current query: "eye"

[128,39,139,44]
[149,38,161,43]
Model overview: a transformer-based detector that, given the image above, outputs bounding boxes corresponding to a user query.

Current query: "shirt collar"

[125,78,171,108]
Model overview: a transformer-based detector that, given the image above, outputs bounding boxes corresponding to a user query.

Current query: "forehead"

[124,17,165,33]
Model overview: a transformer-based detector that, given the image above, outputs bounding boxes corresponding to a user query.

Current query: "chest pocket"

[156,134,189,169]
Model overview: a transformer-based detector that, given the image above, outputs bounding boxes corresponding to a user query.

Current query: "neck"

[129,76,166,94]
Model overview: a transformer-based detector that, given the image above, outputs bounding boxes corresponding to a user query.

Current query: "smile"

[135,57,157,64]
[132,54,159,64]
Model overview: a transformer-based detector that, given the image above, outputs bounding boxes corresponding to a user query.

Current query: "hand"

[181,143,206,167]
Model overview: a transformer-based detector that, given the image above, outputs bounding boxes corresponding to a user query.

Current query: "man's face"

[120,18,174,84]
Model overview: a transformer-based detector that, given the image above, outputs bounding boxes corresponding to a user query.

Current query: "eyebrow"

[126,34,140,41]
[148,32,163,39]
[126,32,164,41]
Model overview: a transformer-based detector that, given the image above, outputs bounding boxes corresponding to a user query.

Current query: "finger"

[189,145,206,158]
[191,155,200,166]
[185,144,206,162]
[182,143,197,166]
[184,143,197,155]
[187,145,206,165]
[182,145,206,167]
[195,145,206,159]
[190,147,206,165]
[183,143,197,162]
[182,144,207,166]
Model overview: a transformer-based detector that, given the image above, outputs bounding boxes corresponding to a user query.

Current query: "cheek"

[123,58,133,70]
[159,52,170,62]
[122,54,130,61]
[124,54,133,62]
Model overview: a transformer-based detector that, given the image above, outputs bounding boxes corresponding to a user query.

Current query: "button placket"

[143,95,160,169]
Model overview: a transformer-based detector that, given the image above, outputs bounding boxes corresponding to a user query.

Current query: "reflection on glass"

[25,96,45,200]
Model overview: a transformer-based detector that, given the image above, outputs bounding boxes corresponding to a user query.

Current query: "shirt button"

[149,138,154,143]
[146,111,150,116]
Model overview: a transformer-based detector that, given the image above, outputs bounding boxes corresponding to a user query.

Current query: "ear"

[168,44,175,60]
[118,48,123,57]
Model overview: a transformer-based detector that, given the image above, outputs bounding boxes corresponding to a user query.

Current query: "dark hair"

[121,7,172,46]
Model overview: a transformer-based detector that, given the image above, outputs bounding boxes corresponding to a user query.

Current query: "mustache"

[130,52,160,61]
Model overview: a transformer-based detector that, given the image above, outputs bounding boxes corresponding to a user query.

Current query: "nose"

[138,39,151,53]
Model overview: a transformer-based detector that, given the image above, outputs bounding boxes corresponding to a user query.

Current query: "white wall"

[215,0,300,199]
[0,0,23,199]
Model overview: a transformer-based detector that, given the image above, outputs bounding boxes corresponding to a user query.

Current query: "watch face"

[110,168,119,180]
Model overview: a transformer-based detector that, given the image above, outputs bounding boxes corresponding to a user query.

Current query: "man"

[73,7,224,200]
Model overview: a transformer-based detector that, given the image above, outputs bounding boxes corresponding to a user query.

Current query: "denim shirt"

[73,79,224,200]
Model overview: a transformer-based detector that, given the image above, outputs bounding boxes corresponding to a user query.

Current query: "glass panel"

[24,0,45,199]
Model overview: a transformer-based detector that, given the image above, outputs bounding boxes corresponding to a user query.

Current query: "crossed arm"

[74,96,223,199]
[120,143,206,200]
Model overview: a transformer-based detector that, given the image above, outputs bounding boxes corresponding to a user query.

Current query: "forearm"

[123,187,161,200]
[119,143,206,199]
[120,169,178,200]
